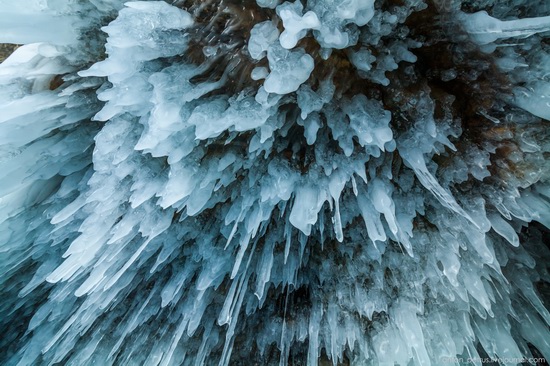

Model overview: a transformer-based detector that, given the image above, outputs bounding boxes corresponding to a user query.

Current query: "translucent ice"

[1,0,550,365]
[461,11,550,45]
[264,45,314,94]
[277,1,321,49]
[248,21,280,60]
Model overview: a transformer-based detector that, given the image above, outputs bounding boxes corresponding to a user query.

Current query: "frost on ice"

[0,0,550,365]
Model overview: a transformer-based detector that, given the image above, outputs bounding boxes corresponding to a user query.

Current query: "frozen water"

[248,21,280,60]
[1,0,550,365]
[264,44,314,94]
[277,1,320,49]
[461,11,550,45]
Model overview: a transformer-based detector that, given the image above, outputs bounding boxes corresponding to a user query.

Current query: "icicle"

[461,11,550,45]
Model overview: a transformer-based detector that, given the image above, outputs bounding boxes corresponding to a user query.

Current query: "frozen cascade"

[0,0,550,365]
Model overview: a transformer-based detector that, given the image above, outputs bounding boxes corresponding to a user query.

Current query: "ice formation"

[0,0,550,365]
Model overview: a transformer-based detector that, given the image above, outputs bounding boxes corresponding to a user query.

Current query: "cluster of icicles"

[0,0,549,365]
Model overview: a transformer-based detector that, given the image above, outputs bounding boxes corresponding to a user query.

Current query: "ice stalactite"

[0,0,549,365]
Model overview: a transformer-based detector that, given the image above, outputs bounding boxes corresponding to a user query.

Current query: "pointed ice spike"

[219,241,256,366]
[284,219,292,264]
[104,238,152,291]
[401,148,477,228]
[254,242,274,300]
[225,209,243,250]
[230,233,251,279]
[461,11,550,45]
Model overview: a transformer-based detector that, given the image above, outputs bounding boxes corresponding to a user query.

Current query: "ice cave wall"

[0,0,550,365]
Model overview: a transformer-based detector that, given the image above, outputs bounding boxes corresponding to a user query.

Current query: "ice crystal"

[0,0,550,365]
